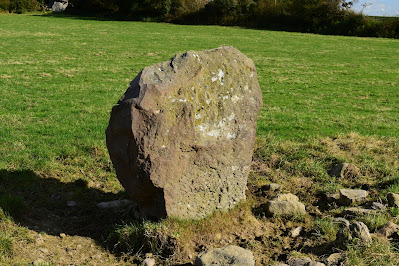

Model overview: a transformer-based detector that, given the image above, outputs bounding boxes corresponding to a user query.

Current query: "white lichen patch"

[211,77,218,82]
[193,53,201,62]
[231,95,241,103]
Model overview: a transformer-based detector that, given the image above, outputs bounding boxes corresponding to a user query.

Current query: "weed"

[312,217,339,242]
[345,236,399,265]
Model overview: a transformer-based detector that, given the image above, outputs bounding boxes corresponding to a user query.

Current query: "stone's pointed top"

[106,47,262,220]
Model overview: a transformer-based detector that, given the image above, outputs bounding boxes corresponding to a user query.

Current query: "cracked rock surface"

[106,46,262,219]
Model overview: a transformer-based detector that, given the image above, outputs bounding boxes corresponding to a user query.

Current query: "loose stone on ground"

[266,193,306,217]
[195,245,255,266]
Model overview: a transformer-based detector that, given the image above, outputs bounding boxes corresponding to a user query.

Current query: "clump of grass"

[312,217,339,242]
[357,213,391,233]
[108,220,177,259]
[345,236,399,265]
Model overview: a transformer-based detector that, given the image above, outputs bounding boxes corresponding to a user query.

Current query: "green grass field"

[1,13,399,264]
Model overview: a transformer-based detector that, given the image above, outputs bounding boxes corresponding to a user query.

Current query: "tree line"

[1,0,399,38]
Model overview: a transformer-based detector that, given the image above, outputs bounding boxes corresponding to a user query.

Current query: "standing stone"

[195,245,255,266]
[106,47,262,220]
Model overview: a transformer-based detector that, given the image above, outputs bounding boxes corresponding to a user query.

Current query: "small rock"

[325,193,340,203]
[39,248,48,253]
[387,192,399,208]
[262,183,281,192]
[289,226,302,238]
[67,201,76,207]
[60,233,66,238]
[51,194,61,200]
[333,217,350,227]
[342,207,377,216]
[289,258,325,266]
[195,245,254,266]
[371,202,386,211]
[329,163,359,179]
[97,199,133,210]
[274,193,299,202]
[349,221,372,244]
[325,253,344,266]
[377,222,399,237]
[266,200,306,217]
[329,163,347,178]
[339,189,367,206]
[142,258,156,266]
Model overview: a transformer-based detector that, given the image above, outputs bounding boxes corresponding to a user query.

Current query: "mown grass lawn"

[1,13,399,265]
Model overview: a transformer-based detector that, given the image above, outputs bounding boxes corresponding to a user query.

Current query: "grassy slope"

[1,14,399,264]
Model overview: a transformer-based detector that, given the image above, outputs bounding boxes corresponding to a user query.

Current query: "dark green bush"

[1,0,40,13]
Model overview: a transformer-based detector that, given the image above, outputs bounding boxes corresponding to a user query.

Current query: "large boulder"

[106,47,262,220]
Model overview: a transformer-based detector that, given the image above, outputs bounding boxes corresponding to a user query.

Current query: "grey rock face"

[349,221,372,244]
[338,189,367,206]
[51,0,68,12]
[195,245,255,266]
[106,47,262,220]
[387,192,399,208]
[337,221,372,245]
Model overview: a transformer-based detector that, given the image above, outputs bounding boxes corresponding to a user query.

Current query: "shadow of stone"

[0,169,133,246]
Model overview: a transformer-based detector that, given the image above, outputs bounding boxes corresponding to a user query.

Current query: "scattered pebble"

[60,233,67,238]
[289,226,302,238]
[142,258,156,266]
[67,201,76,207]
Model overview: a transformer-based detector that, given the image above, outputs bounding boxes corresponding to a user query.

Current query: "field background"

[1,13,399,264]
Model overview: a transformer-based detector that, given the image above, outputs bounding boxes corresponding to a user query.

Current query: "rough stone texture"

[349,221,372,244]
[275,193,299,202]
[387,192,399,208]
[342,207,377,216]
[338,189,367,206]
[51,0,68,12]
[289,258,325,266]
[328,163,359,179]
[266,200,306,217]
[325,193,340,203]
[142,258,156,266]
[333,218,350,228]
[337,221,371,245]
[289,226,302,238]
[195,245,254,266]
[371,202,386,211]
[106,47,262,220]
[377,222,399,237]
[325,253,344,266]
